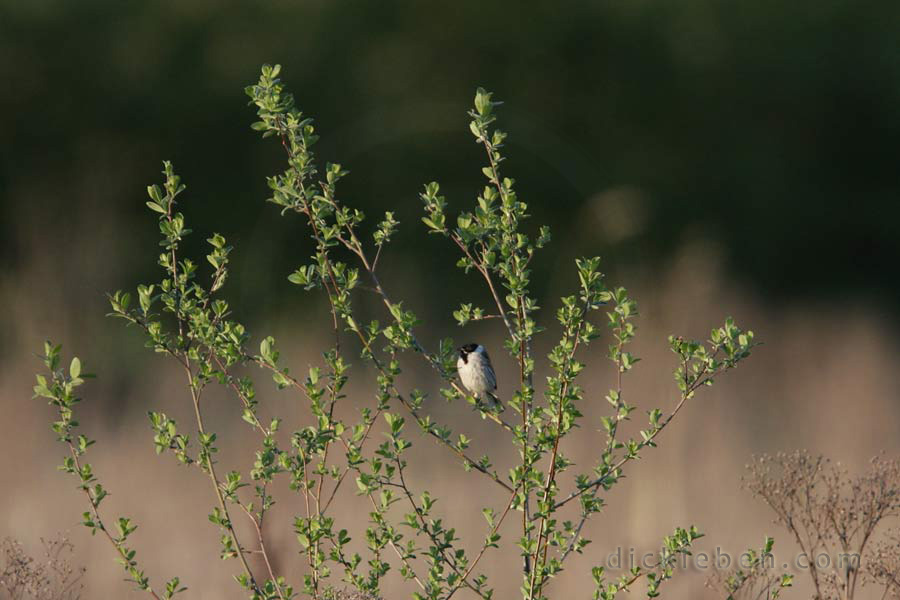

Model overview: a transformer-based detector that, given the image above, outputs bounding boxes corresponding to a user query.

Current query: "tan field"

[3,233,899,600]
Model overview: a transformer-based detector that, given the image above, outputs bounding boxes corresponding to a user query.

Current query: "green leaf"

[69,357,81,379]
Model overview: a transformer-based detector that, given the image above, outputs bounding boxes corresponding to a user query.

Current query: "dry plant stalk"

[744,451,900,600]
[0,536,84,600]
[865,533,900,599]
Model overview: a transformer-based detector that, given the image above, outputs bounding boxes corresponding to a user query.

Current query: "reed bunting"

[457,343,499,408]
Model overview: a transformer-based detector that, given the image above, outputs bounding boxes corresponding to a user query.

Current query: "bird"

[457,343,499,408]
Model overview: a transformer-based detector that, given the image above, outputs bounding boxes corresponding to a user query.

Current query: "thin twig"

[183,366,261,595]
[63,444,163,600]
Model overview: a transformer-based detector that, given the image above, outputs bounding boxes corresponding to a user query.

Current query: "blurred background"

[2,0,899,598]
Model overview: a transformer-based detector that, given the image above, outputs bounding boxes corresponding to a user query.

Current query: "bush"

[33,65,757,600]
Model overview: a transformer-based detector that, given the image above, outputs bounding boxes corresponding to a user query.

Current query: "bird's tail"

[485,391,502,411]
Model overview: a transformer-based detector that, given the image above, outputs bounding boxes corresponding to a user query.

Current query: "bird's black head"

[458,343,479,361]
